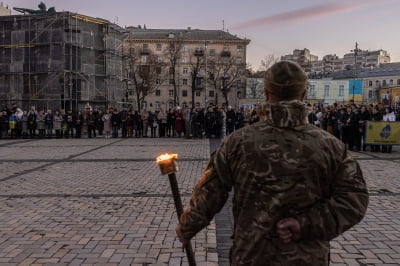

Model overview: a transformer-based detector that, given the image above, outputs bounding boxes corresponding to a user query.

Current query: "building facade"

[0,12,125,111]
[307,79,351,105]
[0,3,11,16]
[123,27,250,111]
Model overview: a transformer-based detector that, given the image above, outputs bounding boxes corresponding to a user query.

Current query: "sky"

[6,0,400,70]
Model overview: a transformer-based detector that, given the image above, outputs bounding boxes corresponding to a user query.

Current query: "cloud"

[231,2,370,30]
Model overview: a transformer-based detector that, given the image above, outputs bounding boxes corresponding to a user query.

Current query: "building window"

[209,90,214,97]
[397,79,400,85]
[182,57,188,63]
[182,90,188,97]
[324,85,329,97]
[156,56,162,62]
[183,68,188,74]
[209,49,216,56]
[195,91,201,97]
[156,78,161,85]
[169,79,174,85]
[155,90,161,96]
[223,45,229,51]
[195,78,202,86]
[196,102,200,107]
[156,44,162,51]
[369,81,372,87]
[368,90,373,99]
[169,90,174,97]
[156,67,161,74]
[182,79,188,85]
[182,102,187,108]
[155,101,161,109]
[169,67,174,75]
[338,85,344,97]
[237,45,243,52]
[142,101,147,109]
[183,45,188,52]
[308,84,316,97]
[383,80,387,87]
[143,44,148,49]
[237,91,241,98]
[376,80,380,86]
[236,80,241,88]
[141,55,148,62]
[390,79,393,86]
[236,57,242,64]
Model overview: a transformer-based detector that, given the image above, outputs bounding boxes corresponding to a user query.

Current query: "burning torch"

[156,153,196,266]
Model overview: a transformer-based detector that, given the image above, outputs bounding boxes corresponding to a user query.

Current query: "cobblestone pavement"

[0,138,216,266]
[0,138,399,265]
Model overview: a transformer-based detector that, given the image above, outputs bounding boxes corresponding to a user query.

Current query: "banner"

[366,121,400,145]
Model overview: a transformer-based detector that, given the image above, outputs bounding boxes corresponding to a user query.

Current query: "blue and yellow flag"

[366,121,400,145]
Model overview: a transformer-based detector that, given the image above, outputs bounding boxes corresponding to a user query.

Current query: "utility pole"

[352,42,361,102]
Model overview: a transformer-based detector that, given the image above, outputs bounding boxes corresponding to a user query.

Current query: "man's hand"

[175,224,188,246]
[276,217,301,244]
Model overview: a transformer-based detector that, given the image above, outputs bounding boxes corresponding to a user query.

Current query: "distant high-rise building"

[281,48,318,73]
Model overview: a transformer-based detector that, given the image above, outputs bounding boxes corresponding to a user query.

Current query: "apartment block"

[123,27,250,110]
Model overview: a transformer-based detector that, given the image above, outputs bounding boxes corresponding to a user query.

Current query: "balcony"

[220,51,231,57]
[194,50,204,56]
[140,48,150,55]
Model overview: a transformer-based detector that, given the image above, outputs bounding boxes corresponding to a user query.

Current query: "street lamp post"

[204,41,208,108]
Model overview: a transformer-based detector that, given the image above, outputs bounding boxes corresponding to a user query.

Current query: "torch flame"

[156,153,178,163]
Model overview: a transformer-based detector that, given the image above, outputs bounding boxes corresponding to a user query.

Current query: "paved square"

[0,138,399,265]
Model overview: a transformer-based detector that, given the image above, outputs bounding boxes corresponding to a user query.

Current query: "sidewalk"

[0,138,399,265]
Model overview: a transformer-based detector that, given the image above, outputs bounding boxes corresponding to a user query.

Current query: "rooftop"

[126,27,250,42]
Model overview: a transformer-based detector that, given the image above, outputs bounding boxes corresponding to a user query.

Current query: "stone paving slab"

[358,160,400,193]
[0,161,204,196]
[331,195,400,266]
[0,162,47,181]
[72,138,210,160]
[0,196,217,265]
[0,145,98,161]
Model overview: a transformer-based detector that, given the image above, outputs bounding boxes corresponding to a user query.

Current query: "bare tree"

[124,43,166,110]
[208,54,244,106]
[260,54,280,71]
[189,47,205,108]
[165,35,184,107]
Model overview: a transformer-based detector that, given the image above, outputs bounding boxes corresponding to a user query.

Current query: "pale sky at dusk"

[6,0,400,69]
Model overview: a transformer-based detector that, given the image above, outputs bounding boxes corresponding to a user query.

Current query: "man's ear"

[264,89,269,101]
[300,89,307,101]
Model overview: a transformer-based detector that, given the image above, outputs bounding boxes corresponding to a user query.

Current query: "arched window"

[375,80,380,86]
[390,79,394,86]
[368,81,372,87]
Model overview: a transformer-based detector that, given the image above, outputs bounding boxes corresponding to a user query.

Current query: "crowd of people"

[1,101,398,153]
[0,103,264,140]
[307,101,398,153]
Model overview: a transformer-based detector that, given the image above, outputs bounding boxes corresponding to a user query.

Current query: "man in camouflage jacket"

[176,61,369,265]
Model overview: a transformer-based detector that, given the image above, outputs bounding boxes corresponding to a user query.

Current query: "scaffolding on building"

[0,11,126,111]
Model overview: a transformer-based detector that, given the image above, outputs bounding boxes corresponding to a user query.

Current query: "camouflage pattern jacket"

[180,100,369,266]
